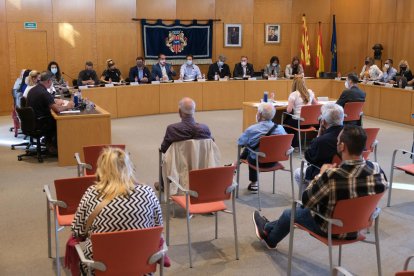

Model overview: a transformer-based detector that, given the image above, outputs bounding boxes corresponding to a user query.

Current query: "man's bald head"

[179,97,196,116]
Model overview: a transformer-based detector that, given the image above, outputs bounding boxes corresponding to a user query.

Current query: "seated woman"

[285,56,304,79]
[71,147,163,275]
[100,59,124,83]
[390,60,413,85]
[23,70,40,98]
[359,56,383,81]
[284,77,318,147]
[263,56,281,78]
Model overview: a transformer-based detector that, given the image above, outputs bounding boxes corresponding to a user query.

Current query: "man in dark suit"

[207,54,231,80]
[128,56,152,83]
[233,56,254,78]
[336,73,366,107]
[151,53,176,81]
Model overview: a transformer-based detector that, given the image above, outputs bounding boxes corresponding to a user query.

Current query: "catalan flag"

[316,22,325,77]
[331,14,337,72]
[300,14,311,67]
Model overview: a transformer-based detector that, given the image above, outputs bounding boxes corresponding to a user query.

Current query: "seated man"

[179,54,202,80]
[237,102,286,193]
[151,53,176,81]
[233,56,254,78]
[294,103,344,191]
[336,73,366,108]
[77,61,100,86]
[252,125,388,249]
[207,54,231,80]
[26,71,75,153]
[128,56,152,83]
[160,97,212,153]
[379,58,397,83]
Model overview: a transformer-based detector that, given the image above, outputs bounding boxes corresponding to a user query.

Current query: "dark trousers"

[37,116,57,148]
[247,156,276,182]
[283,116,300,147]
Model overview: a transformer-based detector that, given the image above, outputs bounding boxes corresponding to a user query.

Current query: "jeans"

[264,207,326,248]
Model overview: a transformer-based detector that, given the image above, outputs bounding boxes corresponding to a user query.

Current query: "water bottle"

[263,91,268,102]
[78,89,82,103]
[73,91,79,107]
[214,72,219,81]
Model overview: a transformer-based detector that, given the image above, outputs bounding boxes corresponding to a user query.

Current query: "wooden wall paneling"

[96,0,136,23]
[53,23,97,82]
[0,0,5,22]
[379,87,412,124]
[392,23,414,66]
[159,82,203,113]
[81,87,118,118]
[335,24,369,76]
[331,0,370,24]
[137,0,176,19]
[6,0,52,22]
[253,0,292,24]
[0,22,11,114]
[176,0,215,19]
[116,85,160,117]
[331,80,345,99]
[216,0,253,24]
[395,0,414,23]
[96,23,138,78]
[291,0,331,24]
[52,0,95,22]
[369,0,396,23]
[306,79,332,98]
[366,24,395,65]
[244,80,288,102]
[359,84,380,117]
[202,81,245,110]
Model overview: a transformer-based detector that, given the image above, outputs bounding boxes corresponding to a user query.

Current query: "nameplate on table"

[60,110,81,114]
[151,81,160,84]
[248,77,257,81]
[198,79,206,82]
[130,82,139,86]
[366,81,374,85]
[78,85,88,90]
[405,86,413,90]
[219,78,228,81]
[174,80,183,83]
[268,77,277,81]
[105,83,114,87]
[384,83,393,88]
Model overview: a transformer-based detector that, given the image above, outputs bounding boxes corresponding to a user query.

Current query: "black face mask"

[400,66,407,72]
[293,63,298,68]
[365,60,370,65]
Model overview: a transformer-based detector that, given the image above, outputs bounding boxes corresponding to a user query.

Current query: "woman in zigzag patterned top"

[71,147,163,275]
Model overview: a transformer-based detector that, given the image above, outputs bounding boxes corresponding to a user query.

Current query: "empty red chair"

[363,128,380,161]
[76,227,166,275]
[75,144,126,176]
[44,175,96,276]
[387,149,414,207]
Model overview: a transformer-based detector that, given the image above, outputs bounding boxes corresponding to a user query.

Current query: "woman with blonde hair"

[391,60,413,85]
[22,70,40,97]
[71,147,163,274]
[100,58,124,83]
[284,76,318,147]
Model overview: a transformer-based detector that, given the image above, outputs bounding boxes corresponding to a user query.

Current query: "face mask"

[384,64,390,70]
[51,68,58,74]
[241,61,247,66]
[344,80,350,89]
[401,66,407,72]
[218,61,224,67]
[365,60,370,65]
[272,63,277,67]
[293,63,298,67]
[186,60,193,66]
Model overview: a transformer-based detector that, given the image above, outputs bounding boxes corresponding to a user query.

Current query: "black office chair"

[15,106,47,163]
[11,95,31,149]
[72,79,78,87]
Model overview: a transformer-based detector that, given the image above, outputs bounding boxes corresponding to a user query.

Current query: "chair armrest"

[370,207,381,221]
[371,139,378,149]
[396,148,414,156]
[148,241,168,265]
[167,176,198,198]
[282,111,303,121]
[74,152,92,170]
[293,199,343,227]
[43,185,67,208]
[404,255,414,271]
[286,146,294,156]
[246,146,266,158]
[226,181,238,194]
[75,244,107,272]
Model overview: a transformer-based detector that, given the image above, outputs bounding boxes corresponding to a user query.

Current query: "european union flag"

[330,15,337,72]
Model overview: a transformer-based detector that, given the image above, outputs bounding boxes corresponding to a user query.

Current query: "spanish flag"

[316,22,325,77]
[300,14,311,67]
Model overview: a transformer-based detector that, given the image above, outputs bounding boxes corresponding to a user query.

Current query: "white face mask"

[272,63,277,67]
[51,68,58,74]
[384,64,390,70]
[345,80,350,89]
[218,61,224,67]
[241,61,247,66]
[186,60,193,66]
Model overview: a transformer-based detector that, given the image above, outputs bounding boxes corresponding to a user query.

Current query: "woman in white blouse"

[359,56,383,81]
[284,76,318,147]
[22,70,40,98]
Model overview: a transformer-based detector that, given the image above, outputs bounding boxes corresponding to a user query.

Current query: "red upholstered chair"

[236,134,295,210]
[43,175,96,276]
[166,166,239,268]
[395,255,414,276]
[343,102,364,125]
[287,192,385,276]
[387,149,414,207]
[76,227,166,276]
[282,104,322,157]
[363,128,380,161]
[75,144,126,176]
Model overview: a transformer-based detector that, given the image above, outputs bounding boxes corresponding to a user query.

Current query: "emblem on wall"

[165,31,187,54]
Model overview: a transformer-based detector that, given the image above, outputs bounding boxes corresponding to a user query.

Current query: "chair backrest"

[331,154,342,165]
[364,128,379,151]
[54,175,96,215]
[258,134,294,163]
[91,226,163,275]
[331,192,384,234]
[83,144,126,175]
[395,272,414,276]
[188,166,235,204]
[16,106,37,134]
[300,104,323,126]
[344,102,364,121]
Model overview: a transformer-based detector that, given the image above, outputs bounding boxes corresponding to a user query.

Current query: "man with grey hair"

[207,54,231,80]
[160,97,212,153]
[27,71,75,153]
[294,103,344,189]
[238,102,286,193]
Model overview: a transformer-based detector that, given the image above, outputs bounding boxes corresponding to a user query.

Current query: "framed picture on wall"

[224,24,242,47]
[265,24,280,44]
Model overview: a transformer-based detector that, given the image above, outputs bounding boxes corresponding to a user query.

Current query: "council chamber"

[1,1,414,276]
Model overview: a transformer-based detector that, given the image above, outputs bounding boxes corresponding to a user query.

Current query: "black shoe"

[248,182,258,193]
[252,211,267,240]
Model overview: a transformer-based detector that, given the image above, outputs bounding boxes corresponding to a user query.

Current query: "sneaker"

[252,211,267,240]
[262,237,277,250]
[248,182,258,193]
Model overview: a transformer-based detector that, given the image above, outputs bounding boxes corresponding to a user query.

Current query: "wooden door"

[14,31,48,76]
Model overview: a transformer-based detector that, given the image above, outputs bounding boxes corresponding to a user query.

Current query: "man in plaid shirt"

[253,125,388,249]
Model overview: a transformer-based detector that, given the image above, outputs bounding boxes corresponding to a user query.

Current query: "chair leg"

[298,131,302,158]
[287,202,296,276]
[54,210,61,276]
[232,192,239,260]
[215,212,218,239]
[236,146,241,198]
[166,182,171,246]
[158,150,163,204]
[328,227,333,274]
[47,200,52,258]
[290,156,294,200]
[387,150,398,207]
[185,195,193,268]
[298,160,304,200]
[256,159,261,211]
[338,245,342,266]
[272,171,275,194]
[375,217,382,276]
[36,138,43,163]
